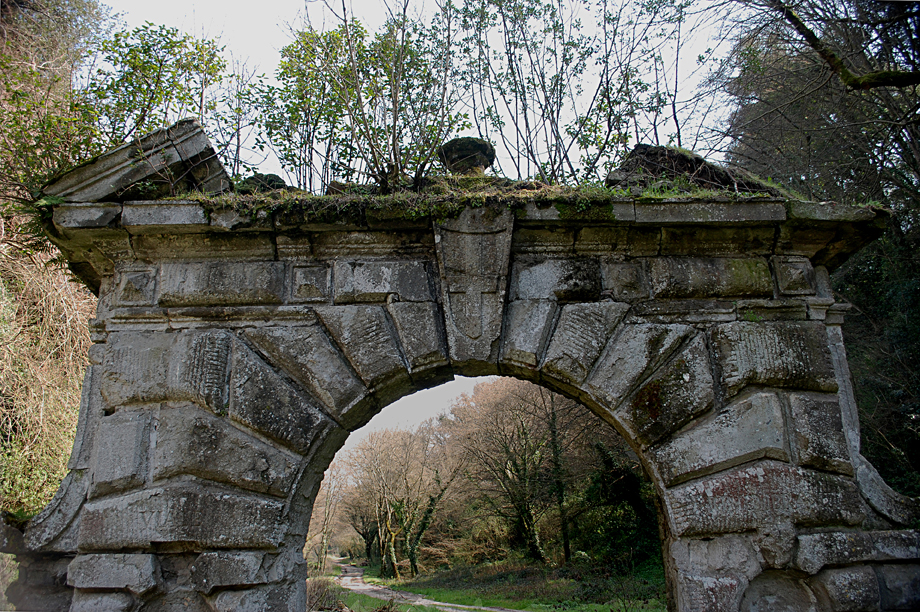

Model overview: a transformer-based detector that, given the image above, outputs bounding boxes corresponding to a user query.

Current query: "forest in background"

[0,0,918,597]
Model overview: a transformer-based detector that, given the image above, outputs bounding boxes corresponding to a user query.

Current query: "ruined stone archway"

[3,122,919,611]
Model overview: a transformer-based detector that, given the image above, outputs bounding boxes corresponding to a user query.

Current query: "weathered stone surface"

[649,257,772,299]
[77,484,285,550]
[793,530,920,575]
[630,298,737,324]
[191,551,266,594]
[53,203,121,229]
[739,571,818,612]
[542,302,630,386]
[711,321,838,398]
[229,339,336,455]
[501,300,556,371]
[788,393,852,475]
[809,566,880,612]
[666,461,865,537]
[134,233,275,261]
[634,201,785,224]
[42,119,230,203]
[677,574,747,612]
[586,323,692,410]
[315,305,410,402]
[101,331,232,411]
[208,582,306,612]
[772,256,817,296]
[661,227,774,257]
[90,410,151,498]
[145,589,212,611]
[333,260,432,303]
[243,326,370,430]
[122,201,209,232]
[876,564,920,611]
[114,265,158,306]
[511,258,601,302]
[153,406,299,497]
[387,301,449,374]
[68,362,104,470]
[435,207,514,371]
[71,590,135,612]
[22,469,88,552]
[671,534,763,581]
[574,226,660,255]
[650,392,787,486]
[599,260,648,301]
[288,264,330,301]
[67,553,160,595]
[158,262,285,306]
[855,456,920,527]
[620,334,714,447]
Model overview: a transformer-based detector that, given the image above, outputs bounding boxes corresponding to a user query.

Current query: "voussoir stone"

[711,321,838,398]
[542,301,630,386]
[808,566,880,612]
[191,551,267,594]
[67,553,160,595]
[89,410,151,498]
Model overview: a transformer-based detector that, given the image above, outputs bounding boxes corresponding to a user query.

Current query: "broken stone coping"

[40,183,888,296]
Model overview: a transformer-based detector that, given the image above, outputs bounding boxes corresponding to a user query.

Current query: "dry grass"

[0,218,95,516]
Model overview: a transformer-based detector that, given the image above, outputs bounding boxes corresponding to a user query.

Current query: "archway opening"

[307,375,668,611]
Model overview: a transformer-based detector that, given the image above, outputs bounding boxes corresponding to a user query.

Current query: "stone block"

[787,200,878,222]
[208,581,305,612]
[542,302,630,386]
[501,300,556,371]
[153,406,299,497]
[574,226,660,256]
[649,257,773,299]
[677,574,748,612]
[620,334,714,446]
[114,265,158,306]
[773,256,817,296]
[158,262,285,306]
[650,392,787,485]
[510,258,601,302]
[90,410,151,498]
[435,207,514,371]
[666,461,865,537]
[333,260,432,303]
[511,226,577,254]
[288,264,331,302]
[661,226,775,256]
[711,321,838,399]
[600,260,648,301]
[122,201,209,232]
[42,119,229,203]
[70,590,135,612]
[671,534,762,580]
[67,553,160,595]
[739,571,818,612]
[631,298,737,324]
[875,564,920,611]
[229,339,337,455]
[586,323,692,411]
[855,457,920,526]
[191,551,266,594]
[22,469,88,552]
[243,326,371,431]
[53,203,121,229]
[809,566,880,612]
[794,530,920,575]
[387,301,449,374]
[78,484,285,550]
[134,233,275,261]
[788,393,853,475]
[315,305,411,401]
[634,201,785,224]
[101,331,232,411]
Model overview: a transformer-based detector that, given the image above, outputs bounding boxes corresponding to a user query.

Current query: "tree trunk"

[547,397,571,563]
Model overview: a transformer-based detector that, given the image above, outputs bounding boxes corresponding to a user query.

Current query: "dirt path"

[331,562,520,612]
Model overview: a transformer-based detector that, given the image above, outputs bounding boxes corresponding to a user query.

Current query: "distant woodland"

[1,0,917,570]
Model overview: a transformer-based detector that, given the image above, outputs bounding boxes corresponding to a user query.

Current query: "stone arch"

[3,122,919,611]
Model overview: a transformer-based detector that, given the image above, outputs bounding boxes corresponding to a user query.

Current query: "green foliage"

[82,22,226,145]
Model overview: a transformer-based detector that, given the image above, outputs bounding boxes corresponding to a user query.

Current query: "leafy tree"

[711,0,920,495]
[82,22,226,146]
